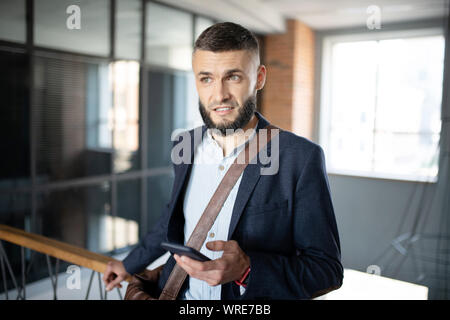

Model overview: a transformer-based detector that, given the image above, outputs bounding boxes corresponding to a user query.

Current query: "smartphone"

[161,241,211,262]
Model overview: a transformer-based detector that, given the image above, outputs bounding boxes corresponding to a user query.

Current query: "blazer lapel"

[172,125,206,203]
[167,125,206,241]
[227,111,272,240]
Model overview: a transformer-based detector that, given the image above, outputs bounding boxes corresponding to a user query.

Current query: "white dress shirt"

[182,122,258,300]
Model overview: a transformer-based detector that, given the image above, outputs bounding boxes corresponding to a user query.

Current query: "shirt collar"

[204,120,259,158]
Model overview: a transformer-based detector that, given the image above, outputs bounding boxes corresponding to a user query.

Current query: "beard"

[198,95,257,136]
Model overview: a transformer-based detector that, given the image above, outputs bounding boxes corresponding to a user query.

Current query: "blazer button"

[209,232,215,238]
[218,165,225,171]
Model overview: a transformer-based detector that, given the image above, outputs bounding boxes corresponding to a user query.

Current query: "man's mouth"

[213,106,234,115]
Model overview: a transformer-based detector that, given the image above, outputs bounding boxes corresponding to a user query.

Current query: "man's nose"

[212,81,231,105]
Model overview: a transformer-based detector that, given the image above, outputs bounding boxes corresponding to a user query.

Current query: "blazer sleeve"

[240,145,344,299]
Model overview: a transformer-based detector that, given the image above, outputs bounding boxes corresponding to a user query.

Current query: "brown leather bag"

[124,265,165,300]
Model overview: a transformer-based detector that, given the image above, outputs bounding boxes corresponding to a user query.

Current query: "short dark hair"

[193,22,259,60]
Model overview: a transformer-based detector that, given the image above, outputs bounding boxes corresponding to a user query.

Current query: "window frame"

[319,27,445,183]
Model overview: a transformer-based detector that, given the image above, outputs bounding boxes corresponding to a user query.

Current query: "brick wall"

[260,19,315,140]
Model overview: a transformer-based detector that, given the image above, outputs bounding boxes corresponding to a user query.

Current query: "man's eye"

[200,77,211,83]
[228,75,240,81]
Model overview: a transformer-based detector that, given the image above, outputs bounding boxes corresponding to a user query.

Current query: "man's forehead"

[192,49,256,74]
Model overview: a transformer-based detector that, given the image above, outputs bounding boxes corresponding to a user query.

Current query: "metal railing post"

[0,241,22,299]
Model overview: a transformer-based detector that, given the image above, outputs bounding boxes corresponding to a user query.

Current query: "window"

[116,0,142,60]
[320,29,445,182]
[33,53,112,182]
[0,49,29,188]
[37,183,111,250]
[110,60,140,173]
[0,0,26,43]
[146,68,198,169]
[195,16,214,40]
[35,0,110,56]
[146,2,193,70]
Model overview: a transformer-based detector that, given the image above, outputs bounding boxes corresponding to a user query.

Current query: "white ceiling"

[160,0,449,33]
[160,0,286,34]
[261,0,449,30]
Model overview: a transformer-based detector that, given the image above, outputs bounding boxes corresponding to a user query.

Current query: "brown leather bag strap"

[159,124,280,300]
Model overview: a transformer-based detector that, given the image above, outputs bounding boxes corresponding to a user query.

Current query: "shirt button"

[209,232,215,238]
[218,165,224,171]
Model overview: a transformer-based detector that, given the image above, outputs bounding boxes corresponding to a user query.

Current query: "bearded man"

[103,22,343,300]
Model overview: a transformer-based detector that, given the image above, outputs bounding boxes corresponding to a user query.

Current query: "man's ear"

[255,64,267,91]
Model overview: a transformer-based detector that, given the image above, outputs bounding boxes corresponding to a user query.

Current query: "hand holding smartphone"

[161,241,211,262]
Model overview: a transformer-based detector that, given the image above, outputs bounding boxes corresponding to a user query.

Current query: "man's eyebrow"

[224,68,244,75]
[197,71,212,77]
[197,69,244,77]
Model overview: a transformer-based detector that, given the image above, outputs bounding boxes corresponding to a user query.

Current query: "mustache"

[207,101,239,109]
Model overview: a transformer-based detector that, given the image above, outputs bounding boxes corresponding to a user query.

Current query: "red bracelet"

[234,266,251,288]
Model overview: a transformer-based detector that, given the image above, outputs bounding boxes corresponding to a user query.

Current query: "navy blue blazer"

[122,111,343,300]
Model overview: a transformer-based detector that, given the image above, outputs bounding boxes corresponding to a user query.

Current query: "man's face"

[192,49,266,134]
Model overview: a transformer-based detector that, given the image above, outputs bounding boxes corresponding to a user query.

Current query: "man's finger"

[106,276,122,291]
[207,240,238,252]
[102,267,111,282]
[174,255,220,283]
[175,255,205,271]
[174,255,197,276]
[104,272,117,285]
[174,254,217,274]
[206,240,226,251]
[179,254,222,272]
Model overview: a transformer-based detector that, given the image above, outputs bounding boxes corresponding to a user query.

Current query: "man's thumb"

[206,240,225,251]
[106,276,122,291]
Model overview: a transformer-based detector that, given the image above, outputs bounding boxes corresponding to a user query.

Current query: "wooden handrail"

[0,224,131,282]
